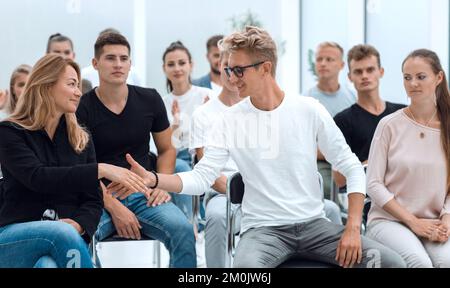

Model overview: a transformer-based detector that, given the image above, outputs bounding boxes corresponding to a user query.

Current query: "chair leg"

[153,241,161,268]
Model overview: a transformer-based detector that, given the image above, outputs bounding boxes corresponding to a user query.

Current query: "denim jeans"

[0,221,93,268]
[171,149,194,220]
[96,193,196,268]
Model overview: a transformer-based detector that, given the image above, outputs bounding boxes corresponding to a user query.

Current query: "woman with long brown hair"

[0,54,148,268]
[366,49,450,267]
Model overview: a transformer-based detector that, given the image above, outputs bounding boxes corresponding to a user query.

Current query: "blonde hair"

[9,64,32,113]
[220,26,278,77]
[8,54,89,154]
[317,42,344,59]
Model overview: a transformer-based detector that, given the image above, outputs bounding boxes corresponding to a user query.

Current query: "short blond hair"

[221,26,277,77]
[317,42,344,59]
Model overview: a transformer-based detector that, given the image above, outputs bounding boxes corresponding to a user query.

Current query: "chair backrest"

[228,173,244,205]
[228,172,323,205]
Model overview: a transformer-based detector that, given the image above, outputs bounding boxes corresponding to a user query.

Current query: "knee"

[206,208,226,228]
[433,256,450,268]
[364,247,407,268]
[175,159,191,173]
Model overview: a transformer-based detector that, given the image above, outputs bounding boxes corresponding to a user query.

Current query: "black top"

[76,85,169,171]
[334,102,406,162]
[0,118,102,241]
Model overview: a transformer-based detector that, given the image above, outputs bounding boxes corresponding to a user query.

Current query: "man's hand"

[109,202,142,240]
[60,218,84,235]
[336,226,362,268]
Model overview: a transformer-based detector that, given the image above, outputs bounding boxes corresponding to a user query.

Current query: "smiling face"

[93,44,131,85]
[402,57,443,102]
[348,55,384,94]
[163,49,193,86]
[52,65,82,114]
[227,50,267,98]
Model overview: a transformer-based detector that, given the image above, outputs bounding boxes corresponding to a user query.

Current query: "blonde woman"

[0,54,148,268]
[366,49,450,267]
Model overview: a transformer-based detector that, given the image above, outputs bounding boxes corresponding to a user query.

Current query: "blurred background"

[1,0,449,104]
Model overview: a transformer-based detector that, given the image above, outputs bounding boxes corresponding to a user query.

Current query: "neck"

[45,114,62,140]
[409,98,437,122]
[218,88,240,107]
[250,79,284,111]
[97,83,128,104]
[172,82,191,96]
[210,72,222,86]
[357,89,385,114]
[317,78,340,93]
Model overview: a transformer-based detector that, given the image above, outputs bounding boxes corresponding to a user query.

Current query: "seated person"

[108,27,406,268]
[333,45,405,202]
[366,49,450,268]
[0,55,147,268]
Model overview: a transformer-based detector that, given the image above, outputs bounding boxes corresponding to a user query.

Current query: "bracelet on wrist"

[149,170,159,189]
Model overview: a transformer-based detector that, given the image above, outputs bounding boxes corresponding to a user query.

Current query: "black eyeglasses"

[224,61,265,78]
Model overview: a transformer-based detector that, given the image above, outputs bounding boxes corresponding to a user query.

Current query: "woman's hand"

[171,100,180,126]
[99,163,149,199]
[407,218,446,240]
[60,218,84,235]
[106,154,157,200]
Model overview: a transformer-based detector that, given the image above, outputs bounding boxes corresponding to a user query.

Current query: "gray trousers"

[233,218,406,268]
[205,193,241,268]
[205,196,341,268]
[367,220,450,268]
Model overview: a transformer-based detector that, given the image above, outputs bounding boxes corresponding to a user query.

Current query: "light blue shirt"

[305,85,356,117]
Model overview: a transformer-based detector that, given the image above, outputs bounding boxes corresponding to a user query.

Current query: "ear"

[262,62,272,76]
[437,71,444,85]
[347,72,353,83]
[379,67,385,78]
[339,60,345,70]
[92,58,98,70]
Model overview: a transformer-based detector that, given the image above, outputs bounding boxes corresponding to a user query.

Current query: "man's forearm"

[345,193,365,230]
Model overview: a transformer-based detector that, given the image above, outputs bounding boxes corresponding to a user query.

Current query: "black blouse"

[0,118,102,241]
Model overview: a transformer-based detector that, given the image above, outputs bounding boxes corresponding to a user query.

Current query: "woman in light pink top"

[366,49,450,268]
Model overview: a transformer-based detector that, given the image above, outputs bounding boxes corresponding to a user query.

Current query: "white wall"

[0,0,285,96]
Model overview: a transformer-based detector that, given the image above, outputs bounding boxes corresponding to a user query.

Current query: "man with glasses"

[113,27,406,268]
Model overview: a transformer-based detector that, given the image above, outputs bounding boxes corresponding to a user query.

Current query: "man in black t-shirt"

[333,45,406,191]
[76,32,196,267]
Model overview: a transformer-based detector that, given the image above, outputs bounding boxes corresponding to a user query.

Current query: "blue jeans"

[172,149,194,220]
[0,221,93,268]
[96,193,196,268]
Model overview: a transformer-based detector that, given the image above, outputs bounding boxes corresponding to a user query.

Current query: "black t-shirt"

[334,101,406,162]
[76,85,170,171]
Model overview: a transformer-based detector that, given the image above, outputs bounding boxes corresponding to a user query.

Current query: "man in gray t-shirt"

[305,42,356,200]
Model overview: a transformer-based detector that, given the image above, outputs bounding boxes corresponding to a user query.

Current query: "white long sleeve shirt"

[179,94,365,233]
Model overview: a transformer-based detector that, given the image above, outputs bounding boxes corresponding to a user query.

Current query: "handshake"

[102,154,169,207]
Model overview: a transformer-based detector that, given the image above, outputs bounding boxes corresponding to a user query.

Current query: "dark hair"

[402,49,450,195]
[162,41,192,92]
[46,33,74,53]
[206,35,224,51]
[94,32,130,59]
[347,44,381,70]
